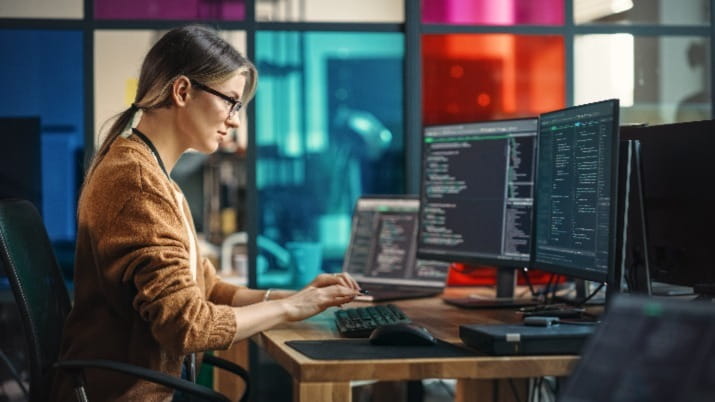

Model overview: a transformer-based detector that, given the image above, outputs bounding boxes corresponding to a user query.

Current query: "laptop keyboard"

[334,304,412,338]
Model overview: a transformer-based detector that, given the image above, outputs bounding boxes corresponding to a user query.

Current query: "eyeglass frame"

[189,79,243,119]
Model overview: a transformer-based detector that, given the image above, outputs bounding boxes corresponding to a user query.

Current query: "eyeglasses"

[190,79,243,119]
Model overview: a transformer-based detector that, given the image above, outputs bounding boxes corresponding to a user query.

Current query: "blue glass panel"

[0,30,84,243]
[255,31,405,288]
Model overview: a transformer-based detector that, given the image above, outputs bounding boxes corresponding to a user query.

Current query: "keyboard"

[334,304,412,338]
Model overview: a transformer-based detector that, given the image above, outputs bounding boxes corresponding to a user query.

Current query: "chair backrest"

[0,199,72,402]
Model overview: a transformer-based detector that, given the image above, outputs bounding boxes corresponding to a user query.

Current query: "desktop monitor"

[417,117,538,302]
[531,99,621,291]
[620,119,715,292]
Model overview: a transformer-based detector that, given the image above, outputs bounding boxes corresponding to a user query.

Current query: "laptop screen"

[343,196,449,289]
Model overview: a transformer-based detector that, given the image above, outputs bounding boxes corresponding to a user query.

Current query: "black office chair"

[0,199,249,402]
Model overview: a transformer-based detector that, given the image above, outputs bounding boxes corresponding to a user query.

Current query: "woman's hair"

[86,24,257,178]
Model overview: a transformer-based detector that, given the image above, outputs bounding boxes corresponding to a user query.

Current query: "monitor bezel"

[416,116,539,268]
[529,99,621,284]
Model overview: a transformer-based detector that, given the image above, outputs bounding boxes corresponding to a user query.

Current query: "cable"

[0,348,28,398]
[569,282,605,307]
[581,283,605,304]
[535,377,542,402]
[521,267,537,298]
[543,274,557,304]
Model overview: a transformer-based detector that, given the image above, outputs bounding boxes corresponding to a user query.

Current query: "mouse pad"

[285,339,479,360]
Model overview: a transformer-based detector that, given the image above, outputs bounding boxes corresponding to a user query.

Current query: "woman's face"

[182,73,247,153]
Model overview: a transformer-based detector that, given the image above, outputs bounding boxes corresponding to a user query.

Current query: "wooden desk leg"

[456,379,529,402]
[293,380,351,402]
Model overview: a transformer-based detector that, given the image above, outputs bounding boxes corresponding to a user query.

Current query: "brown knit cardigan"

[51,135,241,401]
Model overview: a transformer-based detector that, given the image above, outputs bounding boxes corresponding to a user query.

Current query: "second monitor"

[532,99,620,286]
[417,117,538,305]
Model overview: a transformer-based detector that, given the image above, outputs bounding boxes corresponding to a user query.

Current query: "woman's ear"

[172,76,191,107]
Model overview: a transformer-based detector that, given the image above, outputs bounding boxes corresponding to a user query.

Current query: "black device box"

[459,323,596,355]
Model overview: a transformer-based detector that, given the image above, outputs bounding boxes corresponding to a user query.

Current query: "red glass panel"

[422,34,565,126]
[422,0,563,25]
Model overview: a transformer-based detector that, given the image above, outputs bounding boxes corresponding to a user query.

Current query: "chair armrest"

[54,359,230,402]
[202,354,250,402]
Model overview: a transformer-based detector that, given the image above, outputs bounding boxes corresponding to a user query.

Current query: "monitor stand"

[442,267,538,309]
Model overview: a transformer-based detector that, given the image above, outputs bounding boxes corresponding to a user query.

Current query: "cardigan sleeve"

[202,257,245,306]
[95,188,237,355]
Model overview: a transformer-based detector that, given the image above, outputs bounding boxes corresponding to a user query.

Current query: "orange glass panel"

[422,34,565,125]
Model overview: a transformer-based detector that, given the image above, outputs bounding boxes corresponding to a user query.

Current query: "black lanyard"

[132,127,195,382]
[131,128,170,179]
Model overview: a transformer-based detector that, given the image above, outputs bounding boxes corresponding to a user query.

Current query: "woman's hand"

[279,284,359,321]
[307,272,361,291]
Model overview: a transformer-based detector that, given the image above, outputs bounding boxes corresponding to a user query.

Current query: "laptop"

[342,196,450,302]
[558,294,715,402]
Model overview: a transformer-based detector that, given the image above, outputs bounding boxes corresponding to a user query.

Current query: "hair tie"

[121,104,144,138]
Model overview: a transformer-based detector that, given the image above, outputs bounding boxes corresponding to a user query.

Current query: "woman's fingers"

[285,284,357,320]
[324,285,359,307]
[334,272,357,289]
[329,272,360,290]
[309,272,361,291]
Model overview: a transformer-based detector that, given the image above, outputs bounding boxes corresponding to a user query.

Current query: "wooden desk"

[252,288,581,402]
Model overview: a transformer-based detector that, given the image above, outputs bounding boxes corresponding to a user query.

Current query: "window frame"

[1,0,713,290]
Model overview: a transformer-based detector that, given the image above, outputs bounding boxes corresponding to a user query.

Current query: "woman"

[52,25,360,401]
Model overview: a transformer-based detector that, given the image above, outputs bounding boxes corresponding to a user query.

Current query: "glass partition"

[0,30,84,242]
[422,0,563,25]
[1,0,83,19]
[575,34,711,124]
[255,31,405,288]
[94,0,245,20]
[574,0,710,25]
[94,30,248,148]
[422,34,565,125]
[256,0,403,22]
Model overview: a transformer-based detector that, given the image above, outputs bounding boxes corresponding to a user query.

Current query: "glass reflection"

[575,35,711,124]
[574,0,710,25]
[255,32,405,288]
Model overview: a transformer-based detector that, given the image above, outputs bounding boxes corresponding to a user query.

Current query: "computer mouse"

[368,323,437,346]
